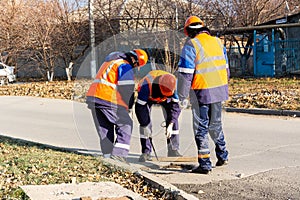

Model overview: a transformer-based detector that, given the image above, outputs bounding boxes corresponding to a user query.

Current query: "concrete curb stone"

[224,107,300,117]
[21,182,146,200]
[102,158,199,200]
[1,135,198,200]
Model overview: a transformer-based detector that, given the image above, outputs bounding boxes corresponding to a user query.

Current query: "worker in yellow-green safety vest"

[177,16,229,174]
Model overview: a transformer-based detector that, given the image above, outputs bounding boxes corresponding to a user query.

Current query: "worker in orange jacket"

[135,70,182,162]
[86,49,148,163]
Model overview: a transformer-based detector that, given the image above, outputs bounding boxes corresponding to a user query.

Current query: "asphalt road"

[1,96,300,199]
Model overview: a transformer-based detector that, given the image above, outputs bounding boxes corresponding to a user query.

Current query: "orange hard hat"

[158,74,176,97]
[184,16,205,36]
[133,49,148,67]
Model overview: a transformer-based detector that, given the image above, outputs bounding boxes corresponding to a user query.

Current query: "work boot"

[138,153,152,162]
[102,153,111,158]
[110,155,129,165]
[167,149,182,157]
[191,166,211,174]
[216,159,228,167]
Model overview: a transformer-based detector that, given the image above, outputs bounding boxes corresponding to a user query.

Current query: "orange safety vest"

[138,70,170,103]
[190,33,228,90]
[86,59,131,108]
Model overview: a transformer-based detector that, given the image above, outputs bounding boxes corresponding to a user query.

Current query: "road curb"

[102,158,198,200]
[224,107,300,117]
[135,170,199,200]
[0,135,198,200]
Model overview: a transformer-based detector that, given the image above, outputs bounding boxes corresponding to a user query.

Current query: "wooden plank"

[153,156,197,162]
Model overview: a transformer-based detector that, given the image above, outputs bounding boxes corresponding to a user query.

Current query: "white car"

[0,62,16,85]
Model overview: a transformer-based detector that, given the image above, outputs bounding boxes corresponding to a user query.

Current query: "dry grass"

[226,78,300,110]
[0,77,299,110]
[0,136,166,199]
[0,77,299,198]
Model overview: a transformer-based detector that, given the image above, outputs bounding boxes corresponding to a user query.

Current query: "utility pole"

[89,0,97,78]
[175,2,178,30]
[285,0,290,40]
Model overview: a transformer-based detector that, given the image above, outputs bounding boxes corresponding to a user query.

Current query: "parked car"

[0,62,16,85]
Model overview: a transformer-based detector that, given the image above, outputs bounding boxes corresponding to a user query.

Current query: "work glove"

[179,99,189,109]
[140,126,152,138]
[165,123,173,139]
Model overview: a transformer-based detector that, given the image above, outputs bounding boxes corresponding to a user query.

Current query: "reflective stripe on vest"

[86,59,129,108]
[93,79,116,89]
[190,35,228,90]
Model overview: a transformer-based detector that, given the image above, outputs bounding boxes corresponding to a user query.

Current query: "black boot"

[191,166,211,174]
[216,159,228,167]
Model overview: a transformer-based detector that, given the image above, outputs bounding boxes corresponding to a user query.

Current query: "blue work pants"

[191,102,228,170]
[90,103,132,157]
[135,102,180,154]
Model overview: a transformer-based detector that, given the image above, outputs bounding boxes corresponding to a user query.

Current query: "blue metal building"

[225,11,300,77]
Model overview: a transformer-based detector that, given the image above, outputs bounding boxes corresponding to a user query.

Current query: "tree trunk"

[47,70,54,81]
[66,62,74,81]
[241,55,247,75]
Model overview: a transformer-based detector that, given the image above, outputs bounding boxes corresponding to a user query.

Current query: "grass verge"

[0,136,168,199]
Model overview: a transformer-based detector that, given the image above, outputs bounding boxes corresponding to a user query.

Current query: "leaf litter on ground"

[0,136,168,199]
[0,77,299,199]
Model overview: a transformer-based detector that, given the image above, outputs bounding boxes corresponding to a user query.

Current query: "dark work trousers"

[191,102,228,170]
[90,103,133,157]
[135,101,180,155]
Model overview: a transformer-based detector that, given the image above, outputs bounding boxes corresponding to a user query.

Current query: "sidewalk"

[1,96,300,199]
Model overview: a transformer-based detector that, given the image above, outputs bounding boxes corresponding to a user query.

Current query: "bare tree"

[2,0,297,80]
[0,0,89,81]
[53,0,90,81]
[262,0,300,22]
[201,0,299,76]
[0,0,35,69]
[25,1,61,81]
[91,0,205,73]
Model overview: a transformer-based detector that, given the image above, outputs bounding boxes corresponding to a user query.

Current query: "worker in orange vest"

[86,49,148,163]
[135,70,182,162]
[177,16,229,174]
